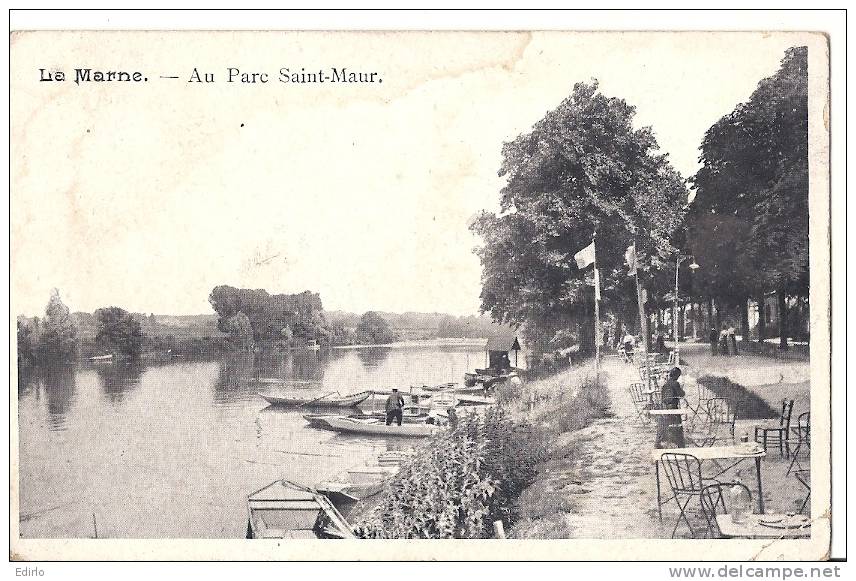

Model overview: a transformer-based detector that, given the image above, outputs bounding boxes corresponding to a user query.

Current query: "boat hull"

[324,416,437,437]
[259,391,371,408]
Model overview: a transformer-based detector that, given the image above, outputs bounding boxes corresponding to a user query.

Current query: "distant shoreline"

[332,337,489,350]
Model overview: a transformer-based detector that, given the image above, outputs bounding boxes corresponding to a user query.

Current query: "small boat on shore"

[317,465,398,504]
[419,382,458,392]
[323,416,438,438]
[246,479,355,539]
[259,390,372,408]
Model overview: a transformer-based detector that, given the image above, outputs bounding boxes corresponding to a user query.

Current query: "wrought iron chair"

[628,382,656,423]
[754,399,795,458]
[660,452,719,538]
[687,398,736,448]
[794,469,810,515]
[787,412,810,475]
[699,481,754,538]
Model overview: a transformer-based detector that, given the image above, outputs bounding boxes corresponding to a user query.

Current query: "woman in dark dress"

[656,367,686,448]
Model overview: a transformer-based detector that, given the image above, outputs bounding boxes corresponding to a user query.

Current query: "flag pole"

[632,240,652,392]
[592,231,601,388]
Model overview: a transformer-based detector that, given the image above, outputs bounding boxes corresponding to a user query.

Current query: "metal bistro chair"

[688,398,736,448]
[699,481,753,539]
[787,412,810,475]
[629,382,657,423]
[754,399,795,458]
[660,452,719,538]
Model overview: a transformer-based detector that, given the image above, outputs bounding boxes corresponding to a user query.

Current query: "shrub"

[355,408,547,538]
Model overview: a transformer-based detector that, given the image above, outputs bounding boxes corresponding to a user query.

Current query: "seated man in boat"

[385,388,405,426]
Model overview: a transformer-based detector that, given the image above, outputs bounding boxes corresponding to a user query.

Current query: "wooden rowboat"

[323,416,438,438]
[259,390,371,408]
[246,479,355,539]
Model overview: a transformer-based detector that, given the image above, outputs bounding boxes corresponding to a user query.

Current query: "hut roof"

[486,334,521,352]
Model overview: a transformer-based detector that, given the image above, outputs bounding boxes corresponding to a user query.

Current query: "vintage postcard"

[10,28,831,561]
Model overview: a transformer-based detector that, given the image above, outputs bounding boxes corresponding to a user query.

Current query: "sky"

[11,31,808,317]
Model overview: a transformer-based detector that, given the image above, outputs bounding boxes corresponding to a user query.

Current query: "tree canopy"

[355,311,397,345]
[94,306,143,360]
[471,81,687,351]
[690,46,808,297]
[208,285,328,345]
[34,289,79,362]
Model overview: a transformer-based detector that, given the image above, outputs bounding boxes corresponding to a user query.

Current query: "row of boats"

[245,374,521,538]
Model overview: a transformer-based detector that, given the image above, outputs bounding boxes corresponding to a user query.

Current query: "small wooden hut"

[485,333,521,370]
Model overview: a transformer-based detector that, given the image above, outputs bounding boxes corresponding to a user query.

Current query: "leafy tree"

[208,285,328,344]
[691,46,808,347]
[224,311,255,351]
[95,307,144,360]
[472,81,687,353]
[35,289,79,362]
[356,311,397,345]
[17,317,38,365]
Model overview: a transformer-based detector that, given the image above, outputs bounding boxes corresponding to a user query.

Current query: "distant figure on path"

[709,327,719,356]
[385,388,405,426]
[719,324,730,356]
[656,367,686,448]
[728,325,739,355]
[656,332,667,354]
[622,331,636,362]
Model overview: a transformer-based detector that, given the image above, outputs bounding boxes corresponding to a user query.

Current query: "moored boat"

[323,416,438,438]
[246,479,355,539]
[259,390,371,408]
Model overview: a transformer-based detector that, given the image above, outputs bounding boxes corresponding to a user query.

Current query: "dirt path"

[524,356,672,538]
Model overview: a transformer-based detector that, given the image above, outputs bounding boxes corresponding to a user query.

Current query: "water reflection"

[94,362,144,404]
[37,364,77,430]
[213,352,256,404]
[356,346,391,369]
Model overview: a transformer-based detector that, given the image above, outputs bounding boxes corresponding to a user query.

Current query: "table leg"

[755,457,765,514]
[655,461,662,522]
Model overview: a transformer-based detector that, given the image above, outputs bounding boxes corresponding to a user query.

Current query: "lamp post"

[674,255,700,366]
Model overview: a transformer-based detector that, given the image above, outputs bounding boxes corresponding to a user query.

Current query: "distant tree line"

[208,285,398,348]
[472,47,809,353]
[17,290,146,365]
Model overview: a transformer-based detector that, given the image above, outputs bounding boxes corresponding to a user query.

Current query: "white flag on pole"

[574,241,595,269]
[625,244,638,276]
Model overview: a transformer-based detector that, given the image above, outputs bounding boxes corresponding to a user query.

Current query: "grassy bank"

[504,365,613,538]
[697,375,779,419]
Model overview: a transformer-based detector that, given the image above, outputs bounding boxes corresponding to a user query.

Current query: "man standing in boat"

[385,388,405,426]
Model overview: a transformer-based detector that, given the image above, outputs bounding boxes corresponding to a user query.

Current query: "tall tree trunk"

[757,293,767,342]
[740,298,750,343]
[678,304,686,342]
[778,289,789,350]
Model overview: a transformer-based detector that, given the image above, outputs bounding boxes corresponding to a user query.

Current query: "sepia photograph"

[8,17,835,563]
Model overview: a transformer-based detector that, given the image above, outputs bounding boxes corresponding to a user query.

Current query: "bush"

[355,408,547,538]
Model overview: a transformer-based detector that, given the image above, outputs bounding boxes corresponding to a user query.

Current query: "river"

[16,340,489,538]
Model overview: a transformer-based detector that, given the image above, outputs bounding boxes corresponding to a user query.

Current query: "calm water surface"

[17,341,487,538]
